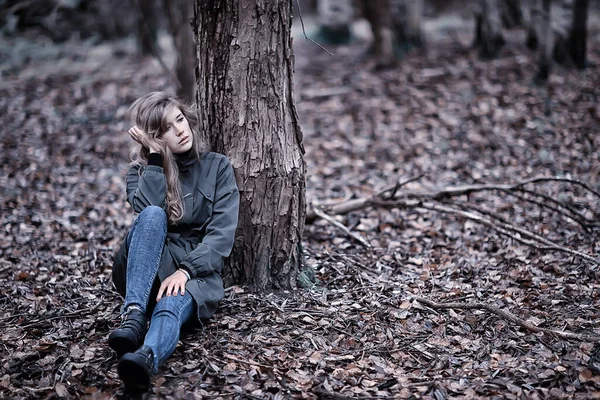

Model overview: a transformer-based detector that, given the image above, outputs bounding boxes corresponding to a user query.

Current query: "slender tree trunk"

[500,0,523,28]
[194,0,306,291]
[316,0,354,44]
[164,0,196,103]
[568,0,588,68]
[473,0,505,58]
[531,0,552,83]
[136,0,159,56]
[363,0,395,67]
[389,0,424,50]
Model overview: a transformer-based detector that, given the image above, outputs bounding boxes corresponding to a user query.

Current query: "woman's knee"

[137,206,167,228]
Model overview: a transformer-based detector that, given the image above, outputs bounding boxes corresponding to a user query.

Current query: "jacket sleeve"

[125,164,168,213]
[179,158,239,278]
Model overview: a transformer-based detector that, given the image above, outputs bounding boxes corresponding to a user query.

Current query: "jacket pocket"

[195,181,215,230]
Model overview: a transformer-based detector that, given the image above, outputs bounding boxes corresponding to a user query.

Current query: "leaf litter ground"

[1,13,600,400]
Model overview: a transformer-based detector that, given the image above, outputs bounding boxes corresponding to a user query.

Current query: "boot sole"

[118,357,151,392]
[108,332,138,358]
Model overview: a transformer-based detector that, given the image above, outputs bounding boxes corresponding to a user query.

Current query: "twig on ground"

[312,206,372,248]
[414,297,600,342]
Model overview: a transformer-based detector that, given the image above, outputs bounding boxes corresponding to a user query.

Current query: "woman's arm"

[179,158,240,278]
[125,153,168,212]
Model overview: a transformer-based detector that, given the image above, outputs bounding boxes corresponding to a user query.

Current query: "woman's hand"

[128,126,162,153]
[156,270,189,302]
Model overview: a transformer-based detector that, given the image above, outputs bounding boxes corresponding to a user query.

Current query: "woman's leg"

[123,205,167,313]
[117,291,195,390]
[145,291,195,372]
[109,206,167,358]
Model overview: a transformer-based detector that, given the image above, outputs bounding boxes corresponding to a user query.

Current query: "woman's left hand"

[156,270,189,302]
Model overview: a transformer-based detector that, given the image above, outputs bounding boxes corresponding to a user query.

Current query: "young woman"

[109,91,239,391]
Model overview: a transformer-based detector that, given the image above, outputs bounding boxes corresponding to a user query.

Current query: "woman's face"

[161,106,194,154]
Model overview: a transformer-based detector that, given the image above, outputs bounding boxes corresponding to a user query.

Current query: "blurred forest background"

[1,0,600,398]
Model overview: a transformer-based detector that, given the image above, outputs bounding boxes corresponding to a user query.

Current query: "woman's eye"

[177,118,184,123]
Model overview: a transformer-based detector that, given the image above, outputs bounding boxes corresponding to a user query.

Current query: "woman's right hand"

[128,126,162,153]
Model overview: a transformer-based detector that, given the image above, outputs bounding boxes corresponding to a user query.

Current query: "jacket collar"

[175,149,197,174]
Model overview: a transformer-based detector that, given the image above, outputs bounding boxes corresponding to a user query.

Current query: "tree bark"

[194,0,306,291]
[164,0,196,103]
[473,0,505,58]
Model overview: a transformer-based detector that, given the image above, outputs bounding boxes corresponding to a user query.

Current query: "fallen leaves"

[0,7,600,400]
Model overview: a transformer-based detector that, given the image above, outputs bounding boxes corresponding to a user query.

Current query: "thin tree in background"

[474,0,505,58]
[568,0,589,68]
[164,0,196,102]
[364,0,395,67]
[390,0,424,52]
[531,0,553,83]
[193,0,306,291]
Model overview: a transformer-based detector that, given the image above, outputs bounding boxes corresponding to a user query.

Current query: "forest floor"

[1,9,600,400]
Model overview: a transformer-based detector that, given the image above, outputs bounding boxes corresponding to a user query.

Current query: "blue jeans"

[123,206,195,373]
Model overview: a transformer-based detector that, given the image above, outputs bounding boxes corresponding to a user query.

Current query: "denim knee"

[137,206,167,230]
[139,206,167,222]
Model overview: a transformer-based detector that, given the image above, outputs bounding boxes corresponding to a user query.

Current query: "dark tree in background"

[194,0,307,291]
[164,0,196,102]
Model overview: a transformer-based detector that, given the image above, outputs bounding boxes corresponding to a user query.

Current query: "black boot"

[118,345,154,392]
[108,308,148,358]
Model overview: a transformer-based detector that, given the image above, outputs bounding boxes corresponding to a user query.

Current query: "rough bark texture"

[164,0,196,102]
[194,0,306,291]
[474,0,505,58]
[363,0,395,67]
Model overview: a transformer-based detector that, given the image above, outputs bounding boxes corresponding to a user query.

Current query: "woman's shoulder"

[199,152,233,168]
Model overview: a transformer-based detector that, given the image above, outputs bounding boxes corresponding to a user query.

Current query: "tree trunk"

[194,0,306,291]
[164,0,196,103]
[473,0,505,58]
[568,0,588,68]
[136,0,159,56]
[316,0,354,44]
[390,0,424,50]
[500,0,523,28]
[363,0,395,67]
[531,0,552,83]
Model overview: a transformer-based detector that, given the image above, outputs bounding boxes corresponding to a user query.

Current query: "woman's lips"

[179,136,189,144]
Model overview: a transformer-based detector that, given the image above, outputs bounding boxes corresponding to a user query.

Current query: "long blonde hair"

[128,92,206,225]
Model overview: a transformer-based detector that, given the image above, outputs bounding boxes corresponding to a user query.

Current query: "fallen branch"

[312,206,372,248]
[306,176,599,264]
[414,297,600,342]
[409,201,599,265]
[306,176,600,222]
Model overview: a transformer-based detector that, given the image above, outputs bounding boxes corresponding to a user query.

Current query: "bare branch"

[414,297,600,342]
[312,206,372,248]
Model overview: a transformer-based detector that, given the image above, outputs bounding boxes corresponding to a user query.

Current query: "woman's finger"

[157,280,168,302]
[166,282,176,297]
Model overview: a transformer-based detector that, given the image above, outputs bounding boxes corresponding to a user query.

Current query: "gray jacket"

[112,151,239,321]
